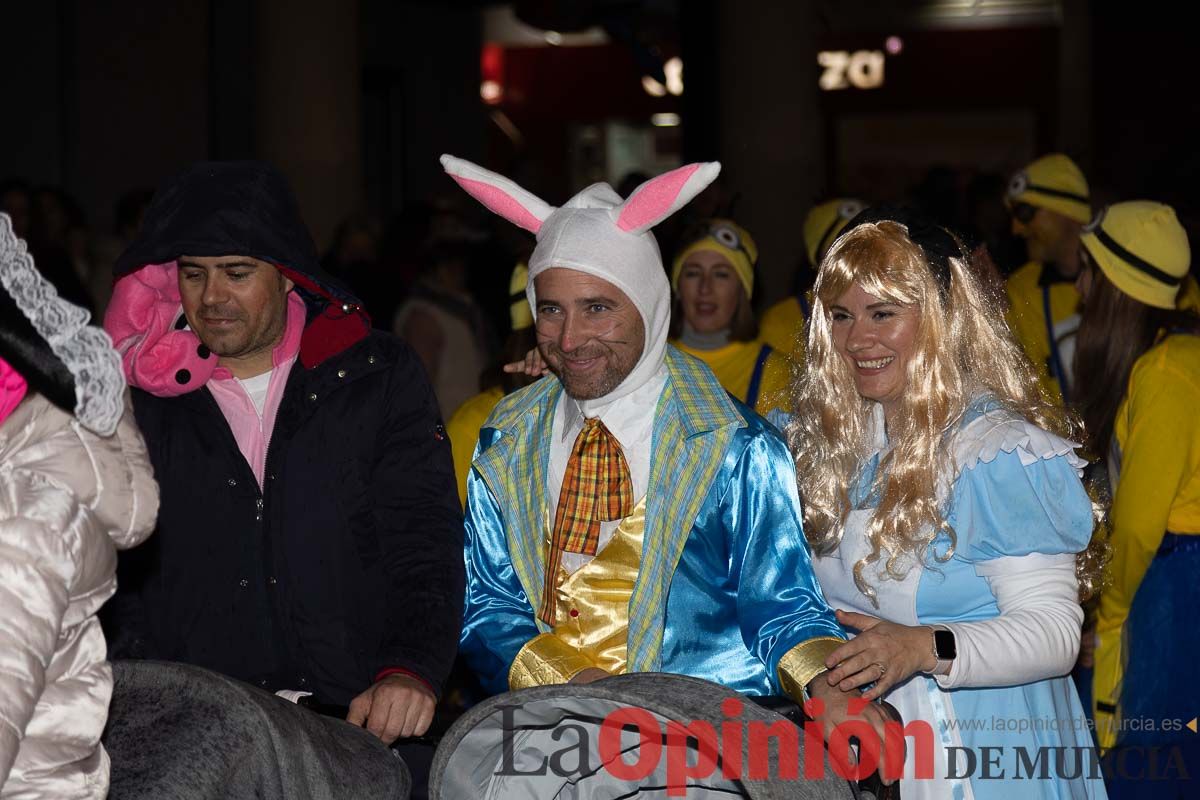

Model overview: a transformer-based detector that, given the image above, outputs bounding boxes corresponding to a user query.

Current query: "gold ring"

[872,661,887,678]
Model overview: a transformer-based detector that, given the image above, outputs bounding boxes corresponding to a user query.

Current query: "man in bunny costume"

[445,157,882,741]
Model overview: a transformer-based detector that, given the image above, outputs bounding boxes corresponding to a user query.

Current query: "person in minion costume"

[669,219,791,414]
[759,198,866,359]
[445,262,537,508]
[1071,202,1200,794]
[1003,153,1095,404]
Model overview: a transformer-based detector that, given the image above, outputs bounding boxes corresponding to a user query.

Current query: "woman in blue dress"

[785,208,1107,799]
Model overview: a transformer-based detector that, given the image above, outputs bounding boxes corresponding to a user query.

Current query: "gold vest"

[544,496,647,675]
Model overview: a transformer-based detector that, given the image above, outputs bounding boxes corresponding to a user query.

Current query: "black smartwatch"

[933,626,957,674]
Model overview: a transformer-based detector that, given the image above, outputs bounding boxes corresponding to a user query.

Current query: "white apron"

[812,510,973,800]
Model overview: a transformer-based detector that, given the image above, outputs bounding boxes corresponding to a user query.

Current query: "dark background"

[3,0,1196,314]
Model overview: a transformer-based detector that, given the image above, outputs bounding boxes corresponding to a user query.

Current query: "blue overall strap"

[797,291,811,320]
[1042,283,1071,404]
[746,344,774,410]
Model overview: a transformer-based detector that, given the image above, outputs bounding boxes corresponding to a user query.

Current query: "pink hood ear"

[103,263,216,396]
[615,162,721,235]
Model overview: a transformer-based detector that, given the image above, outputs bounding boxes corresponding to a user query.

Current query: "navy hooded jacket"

[105,162,464,704]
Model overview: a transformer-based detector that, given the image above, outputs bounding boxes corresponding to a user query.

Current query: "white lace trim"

[947,407,1087,489]
[0,213,125,436]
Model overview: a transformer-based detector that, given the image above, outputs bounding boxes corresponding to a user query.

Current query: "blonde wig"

[787,220,1085,604]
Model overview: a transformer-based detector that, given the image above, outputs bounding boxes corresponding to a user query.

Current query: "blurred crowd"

[1,159,1040,417]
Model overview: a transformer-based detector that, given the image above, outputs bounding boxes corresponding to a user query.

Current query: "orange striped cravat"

[539,418,634,623]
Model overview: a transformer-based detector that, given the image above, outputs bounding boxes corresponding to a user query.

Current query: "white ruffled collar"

[861,395,1087,503]
[0,213,125,436]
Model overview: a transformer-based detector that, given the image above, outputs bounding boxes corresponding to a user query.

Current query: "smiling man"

[533,268,644,401]
[100,162,464,758]
[442,155,897,765]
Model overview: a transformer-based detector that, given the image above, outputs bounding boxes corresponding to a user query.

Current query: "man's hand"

[569,667,610,685]
[347,674,436,743]
[806,678,904,785]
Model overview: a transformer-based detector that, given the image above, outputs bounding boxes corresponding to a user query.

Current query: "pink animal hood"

[103,262,216,397]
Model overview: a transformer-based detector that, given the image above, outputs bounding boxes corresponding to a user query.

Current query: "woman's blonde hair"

[786,219,1083,604]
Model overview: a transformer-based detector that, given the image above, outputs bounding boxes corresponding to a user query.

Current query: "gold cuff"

[777,636,844,700]
[508,633,596,691]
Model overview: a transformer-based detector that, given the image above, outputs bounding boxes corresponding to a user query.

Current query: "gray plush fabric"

[430,673,855,800]
[102,660,410,800]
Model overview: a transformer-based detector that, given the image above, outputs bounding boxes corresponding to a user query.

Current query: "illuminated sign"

[641,57,684,97]
[818,50,885,90]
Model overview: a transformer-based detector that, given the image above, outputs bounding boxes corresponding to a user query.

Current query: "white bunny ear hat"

[440,155,721,405]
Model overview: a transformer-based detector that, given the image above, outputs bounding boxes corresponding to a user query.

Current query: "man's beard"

[541,343,636,401]
[194,290,288,359]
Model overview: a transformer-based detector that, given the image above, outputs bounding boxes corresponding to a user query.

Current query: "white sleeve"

[934,552,1082,689]
[0,515,73,786]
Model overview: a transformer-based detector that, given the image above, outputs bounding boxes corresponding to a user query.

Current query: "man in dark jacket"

[102,161,464,744]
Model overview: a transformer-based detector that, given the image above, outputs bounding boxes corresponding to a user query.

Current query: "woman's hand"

[502,347,550,377]
[825,609,938,700]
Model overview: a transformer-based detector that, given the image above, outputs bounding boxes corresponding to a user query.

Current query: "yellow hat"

[803,199,866,267]
[1006,153,1091,224]
[509,261,533,330]
[671,219,758,298]
[1081,201,1191,310]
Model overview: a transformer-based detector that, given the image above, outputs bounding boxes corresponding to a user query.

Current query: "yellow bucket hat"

[1006,153,1091,225]
[671,219,758,298]
[1081,201,1191,310]
[509,262,533,330]
[803,199,866,267]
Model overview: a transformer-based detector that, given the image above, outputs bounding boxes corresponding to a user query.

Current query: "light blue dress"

[808,398,1107,800]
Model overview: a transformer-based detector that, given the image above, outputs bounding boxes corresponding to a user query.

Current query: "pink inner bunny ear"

[440,154,553,235]
[451,176,545,234]
[616,162,720,234]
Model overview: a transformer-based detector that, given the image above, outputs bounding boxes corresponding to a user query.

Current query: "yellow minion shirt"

[1007,266,1200,404]
[671,339,790,415]
[1005,261,1080,404]
[446,386,505,508]
[1093,332,1200,748]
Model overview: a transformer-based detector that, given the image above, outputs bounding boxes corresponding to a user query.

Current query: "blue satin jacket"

[459,346,843,696]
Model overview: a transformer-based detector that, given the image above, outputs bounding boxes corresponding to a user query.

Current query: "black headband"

[842,205,966,298]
